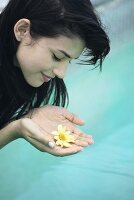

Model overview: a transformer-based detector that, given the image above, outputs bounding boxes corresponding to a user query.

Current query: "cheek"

[16,46,34,71]
[16,44,53,72]
[33,52,53,71]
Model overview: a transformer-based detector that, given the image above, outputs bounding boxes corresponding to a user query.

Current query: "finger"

[50,145,83,157]
[26,136,56,153]
[27,137,83,157]
[73,134,94,146]
[27,136,48,152]
[73,127,92,138]
[24,119,55,148]
[74,136,94,146]
[72,128,94,145]
[63,110,85,126]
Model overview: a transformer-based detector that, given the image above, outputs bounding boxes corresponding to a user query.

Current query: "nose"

[53,62,69,79]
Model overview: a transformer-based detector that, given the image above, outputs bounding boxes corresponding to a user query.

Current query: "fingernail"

[88,138,94,144]
[79,147,84,151]
[48,141,55,148]
[73,147,83,153]
[81,120,85,124]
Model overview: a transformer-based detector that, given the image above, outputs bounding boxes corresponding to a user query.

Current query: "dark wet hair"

[0,0,110,128]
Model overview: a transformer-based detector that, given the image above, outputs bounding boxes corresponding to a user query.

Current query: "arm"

[0,120,20,149]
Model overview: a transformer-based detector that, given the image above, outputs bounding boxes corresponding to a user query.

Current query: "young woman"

[0,0,110,156]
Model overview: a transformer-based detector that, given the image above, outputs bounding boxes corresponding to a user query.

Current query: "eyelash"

[53,54,62,62]
[53,54,71,64]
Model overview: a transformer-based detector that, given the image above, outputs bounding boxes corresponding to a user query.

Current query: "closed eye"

[53,53,72,64]
[53,54,62,62]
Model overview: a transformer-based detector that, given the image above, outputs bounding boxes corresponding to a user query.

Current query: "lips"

[41,73,52,82]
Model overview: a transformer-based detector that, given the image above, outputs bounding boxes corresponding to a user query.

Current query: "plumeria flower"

[51,124,76,148]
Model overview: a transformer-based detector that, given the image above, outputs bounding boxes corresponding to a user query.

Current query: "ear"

[14,18,31,42]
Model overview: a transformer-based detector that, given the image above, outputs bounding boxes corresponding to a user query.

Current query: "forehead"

[37,35,85,57]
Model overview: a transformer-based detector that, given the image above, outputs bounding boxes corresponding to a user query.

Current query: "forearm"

[0,120,20,149]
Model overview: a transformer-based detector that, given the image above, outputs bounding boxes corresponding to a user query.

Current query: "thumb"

[63,110,85,125]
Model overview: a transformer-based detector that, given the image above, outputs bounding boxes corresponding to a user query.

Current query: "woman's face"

[15,34,85,87]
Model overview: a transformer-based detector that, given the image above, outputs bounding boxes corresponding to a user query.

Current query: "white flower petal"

[56,140,62,146]
[58,125,63,132]
[54,136,60,140]
[63,141,72,147]
[65,131,71,135]
[62,126,66,132]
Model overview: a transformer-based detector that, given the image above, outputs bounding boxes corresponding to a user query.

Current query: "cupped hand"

[20,105,94,156]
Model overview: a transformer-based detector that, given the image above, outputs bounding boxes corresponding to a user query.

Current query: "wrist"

[9,119,22,140]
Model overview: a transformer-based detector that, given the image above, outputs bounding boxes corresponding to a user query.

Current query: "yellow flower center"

[59,132,67,141]
[51,125,76,148]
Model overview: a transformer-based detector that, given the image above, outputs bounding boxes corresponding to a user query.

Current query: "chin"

[26,80,43,88]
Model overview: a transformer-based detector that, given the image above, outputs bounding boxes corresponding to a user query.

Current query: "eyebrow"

[58,49,79,59]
